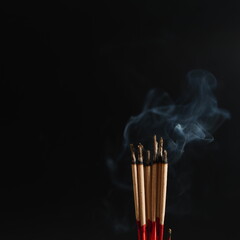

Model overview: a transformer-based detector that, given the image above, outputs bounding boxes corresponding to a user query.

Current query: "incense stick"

[156,137,163,239]
[130,144,140,240]
[137,144,147,240]
[144,150,152,239]
[158,150,168,240]
[151,135,158,240]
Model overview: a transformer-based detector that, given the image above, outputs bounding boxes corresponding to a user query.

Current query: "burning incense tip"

[130,144,134,153]
[163,149,168,163]
[159,137,164,157]
[145,150,151,165]
[153,135,158,152]
[153,135,158,164]
[138,143,144,149]
[130,144,136,163]
[138,144,144,163]
[153,135,157,142]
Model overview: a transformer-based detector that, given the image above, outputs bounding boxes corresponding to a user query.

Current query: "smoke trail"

[107,69,230,189]
[106,70,230,232]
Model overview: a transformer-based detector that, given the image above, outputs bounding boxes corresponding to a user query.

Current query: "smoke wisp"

[122,69,230,162]
[107,69,230,190]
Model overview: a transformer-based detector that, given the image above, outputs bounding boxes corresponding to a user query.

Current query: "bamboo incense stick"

[151,135,158,240]
[130,144,141,240]
[156,137,163,238]
[144,150,152,239]
[137,144,147,240]
[158,150,168,240]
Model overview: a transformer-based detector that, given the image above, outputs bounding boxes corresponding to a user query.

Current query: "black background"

[1,1,240,239]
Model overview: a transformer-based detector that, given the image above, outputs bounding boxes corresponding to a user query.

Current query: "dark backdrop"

[1,1,240,240]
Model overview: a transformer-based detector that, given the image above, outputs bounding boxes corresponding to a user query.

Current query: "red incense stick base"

[150,221,157,240]
[156,218,164,240]
[147,219,152,240]
[158,223,164,240]
[137,222,147,240]
[141,224,147,240]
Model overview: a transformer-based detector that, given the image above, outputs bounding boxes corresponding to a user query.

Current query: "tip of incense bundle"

[160,137,163,145]
[130,144,136,163]
[138,143,144,150]
[163,149,168,163]
[153,135,158,161]
[153,134,157,141]
[159,137,163,156]
[138,144,144,163]
[145,150,151,165]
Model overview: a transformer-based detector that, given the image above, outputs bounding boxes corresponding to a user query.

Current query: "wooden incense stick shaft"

[130,144,140,223]
[150,135,158,240]
[156,162,162,220]
[137,163,146,226]
[137,144,146,227]
[144,165,151,223]
[151,135,158,221]
[151,163,157,221]
[158,150,168,240]
[144,150,152,240]
[131,163,140,222]
[159,162,168,225]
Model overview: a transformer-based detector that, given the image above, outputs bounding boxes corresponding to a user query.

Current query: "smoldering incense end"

[163,149,168,163]
[138,144,144,163]
[130,144,136,163]
[145,150,151,165]
[159,137,163,157]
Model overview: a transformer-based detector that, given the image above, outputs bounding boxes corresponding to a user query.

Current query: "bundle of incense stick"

[130,136,170,240]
